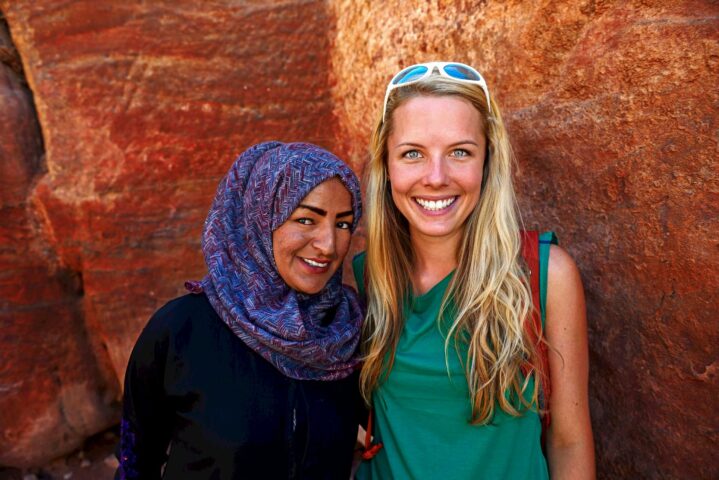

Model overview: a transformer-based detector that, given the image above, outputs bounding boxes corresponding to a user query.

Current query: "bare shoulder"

[543,247,594,475]
[546,244,586,336]
[547,244,583,293]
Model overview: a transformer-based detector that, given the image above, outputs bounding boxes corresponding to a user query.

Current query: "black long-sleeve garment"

[116,293,364,480]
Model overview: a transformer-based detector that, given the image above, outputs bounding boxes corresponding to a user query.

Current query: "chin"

[293,280,328,295]
[414,223,458,237]
[300,287,322,295]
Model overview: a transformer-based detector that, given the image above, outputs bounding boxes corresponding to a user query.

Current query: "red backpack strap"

[356,254,383,460]
[519,230,552,438]
[520,230,541,335]
[362,408,383,460]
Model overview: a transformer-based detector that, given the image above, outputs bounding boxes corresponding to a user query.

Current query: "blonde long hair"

[361,76,542,424]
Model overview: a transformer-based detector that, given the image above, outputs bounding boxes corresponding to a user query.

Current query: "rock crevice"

[0,8,117,469]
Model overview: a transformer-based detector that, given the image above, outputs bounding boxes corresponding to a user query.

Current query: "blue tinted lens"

[444,64,481,81]
[393,65,429,85]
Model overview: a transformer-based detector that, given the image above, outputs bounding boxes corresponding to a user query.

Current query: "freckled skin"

[387,95,486,252]
[272,178,354,294]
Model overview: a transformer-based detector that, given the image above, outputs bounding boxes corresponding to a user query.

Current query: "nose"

[422,154,450,188]
[311,221,337,258]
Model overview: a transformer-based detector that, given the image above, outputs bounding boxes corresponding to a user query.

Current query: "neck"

[409,229,462,295]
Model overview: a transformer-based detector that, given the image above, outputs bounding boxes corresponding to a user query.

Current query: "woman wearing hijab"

[116,141,365,479]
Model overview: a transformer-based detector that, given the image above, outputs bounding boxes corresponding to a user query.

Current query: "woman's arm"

[545,245,596,479]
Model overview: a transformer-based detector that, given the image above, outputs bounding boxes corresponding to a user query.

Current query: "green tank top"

[353,232,556,480]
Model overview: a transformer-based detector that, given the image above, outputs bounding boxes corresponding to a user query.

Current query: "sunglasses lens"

[393,65,429,85]
[444,64,481,81]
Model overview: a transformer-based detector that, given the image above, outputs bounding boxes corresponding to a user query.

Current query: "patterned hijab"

[186,142,363,381]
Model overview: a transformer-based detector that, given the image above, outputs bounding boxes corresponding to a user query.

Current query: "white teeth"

[303,258,329,268]
[415,197,456,211]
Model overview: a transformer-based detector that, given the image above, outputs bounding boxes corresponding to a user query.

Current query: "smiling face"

[386,95,487,249]
[272,177,354,294]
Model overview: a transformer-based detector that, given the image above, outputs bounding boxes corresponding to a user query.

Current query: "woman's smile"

[273,177,353,294]
[387,95,486,246]
[300,257,331,269]
[413,195,459,213]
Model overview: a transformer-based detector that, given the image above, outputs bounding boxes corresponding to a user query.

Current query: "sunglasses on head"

[382,62,491,122]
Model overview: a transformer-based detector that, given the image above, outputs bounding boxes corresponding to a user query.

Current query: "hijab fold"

[187,142,363,381]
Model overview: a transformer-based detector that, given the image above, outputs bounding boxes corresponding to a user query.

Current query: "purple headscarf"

[186,141,363,381]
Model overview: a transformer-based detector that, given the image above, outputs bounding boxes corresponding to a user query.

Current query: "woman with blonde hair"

[354,62,595,479]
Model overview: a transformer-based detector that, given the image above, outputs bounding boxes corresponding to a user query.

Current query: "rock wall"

[0,0,340,467]
[328,1,718,479]
[0,0,717,477]
[0,14,118,467]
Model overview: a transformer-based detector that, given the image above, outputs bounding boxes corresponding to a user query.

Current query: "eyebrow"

[298,204,354,218]
[394,140,480,148]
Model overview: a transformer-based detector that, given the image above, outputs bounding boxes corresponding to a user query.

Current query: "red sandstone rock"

[0,0,345,467]
[1,0,717,476]
[0,18,117,467]
[329,1,718,478]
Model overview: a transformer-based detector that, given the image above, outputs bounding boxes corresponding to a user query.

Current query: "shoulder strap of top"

[538,231,558,328]
[520,230,553,440]
[537,231,558,445]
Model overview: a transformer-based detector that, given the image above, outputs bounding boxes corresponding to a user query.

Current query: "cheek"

[387,165,417,205]
[272,229,308,265]
[471,170,485,196]
[455,162,485,195]
[335,232,352,260]
[387,164,408,193]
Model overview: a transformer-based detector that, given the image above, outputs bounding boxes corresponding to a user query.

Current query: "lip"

[413,195,459,215]
[299,256,331,273]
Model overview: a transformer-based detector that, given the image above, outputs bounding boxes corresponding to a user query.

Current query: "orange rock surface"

[0,0,341,467]
[0,0,717,477]
[1,15,117,468]
[329,1,718,478]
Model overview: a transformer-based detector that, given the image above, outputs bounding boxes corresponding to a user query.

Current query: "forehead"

[299,177,352,209]
[388,95,484,145]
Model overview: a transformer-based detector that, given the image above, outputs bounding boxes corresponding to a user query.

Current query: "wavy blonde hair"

[361,75,543,424]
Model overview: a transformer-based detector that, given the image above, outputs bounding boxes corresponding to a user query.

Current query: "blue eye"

[403,150,422,160]
[451,149,470,158]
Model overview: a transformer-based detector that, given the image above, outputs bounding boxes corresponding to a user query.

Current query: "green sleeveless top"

[354,232,557,480]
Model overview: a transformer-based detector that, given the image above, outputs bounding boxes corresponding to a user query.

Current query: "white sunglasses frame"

[382,62,491,122]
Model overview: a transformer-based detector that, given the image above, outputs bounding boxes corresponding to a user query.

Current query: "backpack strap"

[362,408,383,460]
[353,253,384,459]
[520,230,552,441]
